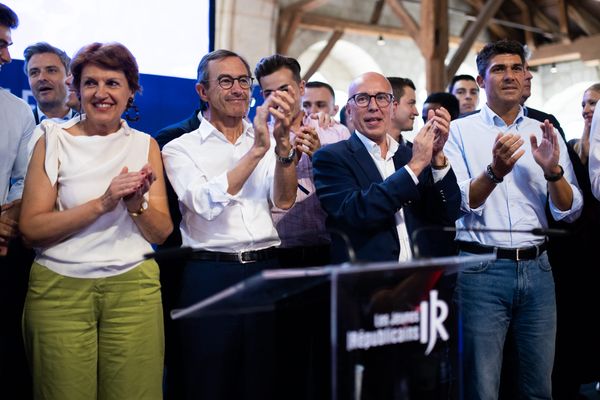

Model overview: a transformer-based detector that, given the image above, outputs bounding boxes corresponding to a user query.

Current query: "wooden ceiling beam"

[370,0,386,25]
[446,0,504,81]
[527,34,600,66]
[511,0,535,48]
[277,0,331,54]
[521,0,559,35]
[421,0,449,92]
[466,0,510,40]
[278,12,304,54]
[567,0,600,36]
[281,0,331,14]
[298,12,475,47]
[556,0,571,43]
[384,0,420,43]
[302,30,344,81]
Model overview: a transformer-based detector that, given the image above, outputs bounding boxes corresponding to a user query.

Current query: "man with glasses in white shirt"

[162,49,297,400]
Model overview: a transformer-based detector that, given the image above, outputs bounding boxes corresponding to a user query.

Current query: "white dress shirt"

[162,118,281,252]
[445,103,583,247]
[355,132,416,261]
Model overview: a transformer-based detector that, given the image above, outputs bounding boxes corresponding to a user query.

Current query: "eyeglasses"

[349,92,394,108]
[207,75,254,90]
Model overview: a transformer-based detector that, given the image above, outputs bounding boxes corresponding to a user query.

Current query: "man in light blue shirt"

[0,3,36,398]
[444,39,583,399]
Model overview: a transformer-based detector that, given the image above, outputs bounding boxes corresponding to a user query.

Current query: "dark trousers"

[276,244,332,400]
[0,239,33,400]
[276,243,331,268]
[168,258,278,400]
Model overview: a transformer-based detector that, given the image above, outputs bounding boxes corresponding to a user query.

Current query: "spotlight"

[377,35,385,46]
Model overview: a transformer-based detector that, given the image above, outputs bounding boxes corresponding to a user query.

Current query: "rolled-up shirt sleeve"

[162,141,238,221]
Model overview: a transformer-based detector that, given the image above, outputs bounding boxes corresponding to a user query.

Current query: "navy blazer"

[313,133,461,263]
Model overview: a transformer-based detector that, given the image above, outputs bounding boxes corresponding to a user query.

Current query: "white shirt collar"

[198,117,254,142]
[355,130,399,160]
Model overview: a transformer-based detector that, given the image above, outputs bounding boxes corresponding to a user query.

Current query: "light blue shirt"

[445,103,583,248]
[0,89,35,204]
[38,108,75,123]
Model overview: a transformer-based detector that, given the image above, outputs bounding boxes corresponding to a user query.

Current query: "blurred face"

[582,89,600,125]
[0,25,13,70]
[302,86,337,116]
[477,54,524,110]
[521,63,533,104]
[196,56,251,121]
[65,74,80,110]
[451,79,479,114]
[27,52,69,111]
[343,106,355,133]
[392,86,418,131]
[259,67,304,118]
[80,64,133,129]
[422,102,441,123]
[347,72,393,143]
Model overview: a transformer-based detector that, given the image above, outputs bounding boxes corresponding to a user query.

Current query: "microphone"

[410,225,571,259]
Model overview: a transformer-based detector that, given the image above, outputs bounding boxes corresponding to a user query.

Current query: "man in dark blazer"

[155,109,201,150]
[313,72,461,263]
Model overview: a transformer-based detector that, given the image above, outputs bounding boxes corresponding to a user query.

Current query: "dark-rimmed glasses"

[207,75,254,90]
[349,92,394,108]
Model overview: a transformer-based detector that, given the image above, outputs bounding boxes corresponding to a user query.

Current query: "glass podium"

[171,254,495,400]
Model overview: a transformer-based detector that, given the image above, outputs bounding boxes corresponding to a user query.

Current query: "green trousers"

[23,260,164,400]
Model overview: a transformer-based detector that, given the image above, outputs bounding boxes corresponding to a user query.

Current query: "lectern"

[171,254,494,400]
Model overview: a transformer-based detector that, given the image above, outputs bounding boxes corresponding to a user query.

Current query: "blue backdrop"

[0,59,263,136]
[0,59,201,136]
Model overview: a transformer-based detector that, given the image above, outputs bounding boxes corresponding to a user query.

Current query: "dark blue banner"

[1,58,263,137]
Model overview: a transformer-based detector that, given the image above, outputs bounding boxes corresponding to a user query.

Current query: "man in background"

[387,76,418,144]
[302,80,339,116]
[255,55,350,268]
[24,42,77,123]
[422,92,460,122]
[255,54,350,398]
[448,74,480,115]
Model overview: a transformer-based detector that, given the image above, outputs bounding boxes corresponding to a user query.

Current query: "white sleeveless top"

[35,117,154,278]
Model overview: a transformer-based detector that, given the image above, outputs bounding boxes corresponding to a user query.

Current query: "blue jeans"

[455,251,556,400]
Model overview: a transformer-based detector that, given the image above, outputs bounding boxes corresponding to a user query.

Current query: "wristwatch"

[128,200,148,217]
[544,165,564,182]
[275,147,296,165]
[485,164,503,184]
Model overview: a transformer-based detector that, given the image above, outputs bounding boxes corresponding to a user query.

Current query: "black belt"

[190,248,277,264]
[457,241,546,261]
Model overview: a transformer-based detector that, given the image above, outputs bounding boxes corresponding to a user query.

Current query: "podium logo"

[346,290,449,355]
[420,289,449,355]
